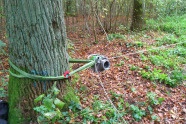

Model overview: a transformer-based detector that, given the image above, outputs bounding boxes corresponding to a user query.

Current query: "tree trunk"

[0,0,5,39]
[89,0,97,43]
[75,0,79,16]
[5,0,78,123]
[130,0,144,31]
[142,0,146,20]
[66,0,72,14]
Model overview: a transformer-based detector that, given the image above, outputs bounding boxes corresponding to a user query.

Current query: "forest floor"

[0,27,186,123]
[67,29,186,123]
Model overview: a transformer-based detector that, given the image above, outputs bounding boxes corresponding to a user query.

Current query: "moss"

[8,68,35,123]
[8,68,25,123]
[8,107,25,124]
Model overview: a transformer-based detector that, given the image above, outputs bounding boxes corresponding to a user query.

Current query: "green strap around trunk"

[8,59,95,81]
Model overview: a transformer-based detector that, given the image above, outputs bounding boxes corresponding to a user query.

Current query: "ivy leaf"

[134,114,141,121]
[54,87,60,95]
[151,115,160,121]
[120,98,124,104]
[53,87,60,95]
[183,75,186,80]
[38,115,45,123]
[102,116,107,120]
[131,87,136,92]
[56,108,62,118]
[43,112,56,119]
[158,97,165,104]
[51,81,60,95]
[44,98,53,110]
[54,98,65,109]
[34,94,45,103]
[62,111,68,116]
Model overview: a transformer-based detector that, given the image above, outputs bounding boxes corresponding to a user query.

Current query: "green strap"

[69,60,95,75]
[9,59,95,81]
[69,58,92,63]
[9,70,26,78]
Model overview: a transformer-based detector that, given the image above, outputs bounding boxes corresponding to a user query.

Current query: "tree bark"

[130,0,144,31]
[5,0,78,123]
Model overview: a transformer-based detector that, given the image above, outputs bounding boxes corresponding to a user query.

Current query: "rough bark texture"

[5,0,78,123]
[131,0,144,31]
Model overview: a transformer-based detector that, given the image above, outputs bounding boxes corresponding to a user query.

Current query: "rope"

[94,11,110,43]
[108,41,186,60]
[95,65,127,124]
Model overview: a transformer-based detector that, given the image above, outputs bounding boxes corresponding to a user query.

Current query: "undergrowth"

[146,14,186,36]
[34,81,165,123]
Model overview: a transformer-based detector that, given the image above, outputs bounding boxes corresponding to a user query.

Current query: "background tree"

[5,0,78,123]
[131,0,144,30]
[0,0,5,39]
[62,0,135,35]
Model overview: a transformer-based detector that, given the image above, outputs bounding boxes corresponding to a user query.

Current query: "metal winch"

[89,55,110,73]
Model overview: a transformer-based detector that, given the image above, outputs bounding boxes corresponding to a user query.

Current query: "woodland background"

[0,0,186,123]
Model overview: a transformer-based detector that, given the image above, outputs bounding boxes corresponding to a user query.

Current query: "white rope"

[96,73,127,124]
[108,41,186,60]
[95,64,127,124]
[94,11,110,43]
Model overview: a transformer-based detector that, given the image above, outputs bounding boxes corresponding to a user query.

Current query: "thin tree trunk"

[82,0,90,33]
[109,0,115,32]
[113,0,123,32]
[5,0,78,123]
[130,0,144,30]
[0,0,5,39]
[89,0,97,43]
[75,0,79,16]
[142,0,146,19]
